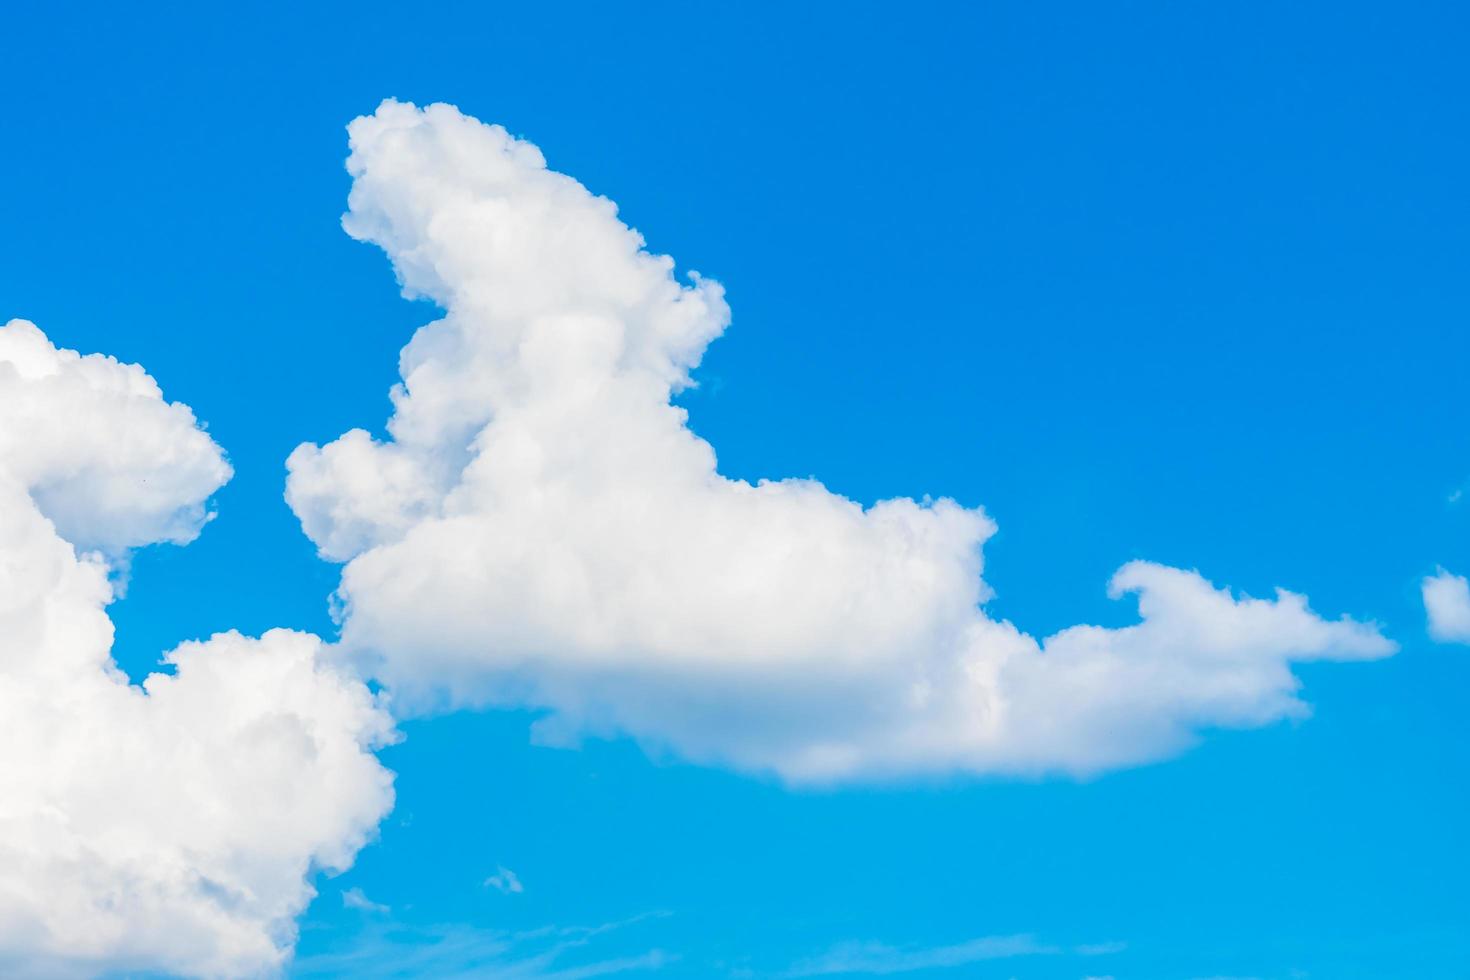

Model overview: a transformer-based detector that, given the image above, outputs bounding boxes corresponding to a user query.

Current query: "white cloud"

[0,319,230,557]
[342,888,390,914]
[0,320,396,978]
[485,866,524,894]
[784,934,1053,976]
[1422,568,1470,643]
[288,100,1394,783]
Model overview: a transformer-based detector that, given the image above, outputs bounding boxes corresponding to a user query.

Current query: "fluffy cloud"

[0,320,395,978]
[1422,568,1470,643]
[288,101,1394,782]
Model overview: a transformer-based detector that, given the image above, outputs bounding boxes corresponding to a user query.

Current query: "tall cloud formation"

[0,320,395,978]
[288,101,1394,782]
[1423,568,1470,643]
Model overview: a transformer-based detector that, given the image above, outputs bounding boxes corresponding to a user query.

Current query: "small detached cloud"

[1423,568,1470,643]
[343,887,391,914]
[486,866,525,894]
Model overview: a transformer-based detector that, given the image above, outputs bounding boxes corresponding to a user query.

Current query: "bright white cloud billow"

[0,320,396,978]
[1423,568,1470,643]
[288,100,1394,782]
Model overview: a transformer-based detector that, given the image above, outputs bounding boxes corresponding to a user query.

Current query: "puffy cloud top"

[288,101,1394,782]
[0,320,395,978]
[1423,567,1470,644]
[0,319,231,554]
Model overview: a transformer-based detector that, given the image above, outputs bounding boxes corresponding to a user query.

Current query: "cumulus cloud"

[0,320,396,978]
[1422,568,1470,643]
[0,320,231,557]
[288,100,1394,782]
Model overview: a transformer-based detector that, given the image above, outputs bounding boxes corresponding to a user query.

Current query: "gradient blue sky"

[4,2,1467,977]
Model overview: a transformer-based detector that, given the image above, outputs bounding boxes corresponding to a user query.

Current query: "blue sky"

[2,2,1467,978]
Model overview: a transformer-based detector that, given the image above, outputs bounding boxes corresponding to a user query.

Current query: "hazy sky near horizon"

[2,2,1467,978]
